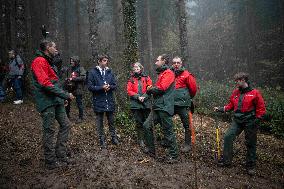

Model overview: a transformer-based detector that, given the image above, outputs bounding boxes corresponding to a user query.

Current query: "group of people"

[8,38,269,175]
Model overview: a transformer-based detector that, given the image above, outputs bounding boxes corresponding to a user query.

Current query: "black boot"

[181,128,191,153]
[99,136,107,149]
[136,127,145,148]
[111,136,119,145]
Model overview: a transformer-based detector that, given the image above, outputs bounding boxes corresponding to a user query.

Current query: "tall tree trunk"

[25,0,32,64]
[122,0,138,66]
[88,0,99,62]
[47,0,59,41]
[14,0,27,58]
[177,0,190,66]
[10,0,16,51]
[0,0,11,62]
[75,0,81,56]
[144,0,153,76]
[63,0,70,63]
[116,0,138,109]
[111,0,124,61]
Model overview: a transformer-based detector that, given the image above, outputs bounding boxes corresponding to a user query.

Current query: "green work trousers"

[223,119,257,167]
[143,110,178,158]
[41,104,70,164]
[131,109,150,141]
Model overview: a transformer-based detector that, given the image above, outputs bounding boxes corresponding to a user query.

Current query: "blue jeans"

[12,77,23,100]
[0,83,5,101]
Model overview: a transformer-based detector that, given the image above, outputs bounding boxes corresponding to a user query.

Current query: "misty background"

[1,0,283,88]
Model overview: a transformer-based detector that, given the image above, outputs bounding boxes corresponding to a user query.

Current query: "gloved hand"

[213,107,224,112]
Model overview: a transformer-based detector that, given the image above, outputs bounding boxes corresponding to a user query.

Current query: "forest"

[0,0,283,188]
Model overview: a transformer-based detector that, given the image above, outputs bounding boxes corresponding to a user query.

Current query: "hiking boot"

[13,100,23,105]
[160,156,179,164]
[247,167,256,176]
[45,161,66,170]
[181,144,191,153]
[182,128,191,153]
[217,159,232,167]
[111,137,119,145]
[138,140,146,148]
[58,157,75,165]
[142,147,156,158]
[159,139,170,148]
[75,118,83,124]
[99,137,107,149]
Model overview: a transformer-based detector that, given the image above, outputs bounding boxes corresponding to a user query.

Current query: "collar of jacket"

[132,72,147,79]
[172,66,185,76]
[71,65,80,72]
[96,66,109,72]
[35,50,53,65]
[156,64,169,74]
[239,85,253,94]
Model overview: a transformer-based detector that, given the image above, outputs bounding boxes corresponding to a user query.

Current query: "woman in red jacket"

[127,62,152,148]
[214,72,269,175]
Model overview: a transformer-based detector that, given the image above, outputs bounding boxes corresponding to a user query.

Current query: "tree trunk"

[75,0,81,56]
[111,0,124,60]
[177,0,190,66]
[0,0,12,62]
[88,0,99,62]
[116,0,138,109]
[144,0,153,76]
[122,0,138,66]
[63,0,70,63]
[14,0,27,58]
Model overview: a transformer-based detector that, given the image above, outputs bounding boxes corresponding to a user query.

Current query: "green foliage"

[259,87,284,138]
[195,79,233,116]
[114,108,136,137]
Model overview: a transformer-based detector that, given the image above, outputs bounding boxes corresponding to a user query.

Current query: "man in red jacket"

[31,39,74,169]
[143,54,178,163]
[171,56,197,152]
[214,72,269,175]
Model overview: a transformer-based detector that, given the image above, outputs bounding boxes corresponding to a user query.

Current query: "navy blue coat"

[87,66,117,112]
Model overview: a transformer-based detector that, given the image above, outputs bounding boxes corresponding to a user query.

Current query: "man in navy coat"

[87,54,118,149]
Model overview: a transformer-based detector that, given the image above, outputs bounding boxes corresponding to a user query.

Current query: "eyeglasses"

[172,61,181,64]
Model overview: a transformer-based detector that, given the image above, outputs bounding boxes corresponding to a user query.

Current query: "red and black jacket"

[222,87,266,121]
[31,53,69,112]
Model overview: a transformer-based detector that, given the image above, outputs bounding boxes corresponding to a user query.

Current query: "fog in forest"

[1,0,283,88]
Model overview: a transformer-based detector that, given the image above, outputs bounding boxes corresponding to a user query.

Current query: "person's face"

[99,58,108,68]
[70,59,75,67]
[8,52,15,59]
[235,79,246,88]
[155,56,165,68]
[172,58,182,69]
[47,42,58,57]
[133,64,141,73]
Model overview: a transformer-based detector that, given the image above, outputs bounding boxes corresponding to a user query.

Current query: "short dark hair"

[8,49,16,55]
[98,54,109,62]
[160,54,170,64]
[234,72,249,82]
[40,39,54,51]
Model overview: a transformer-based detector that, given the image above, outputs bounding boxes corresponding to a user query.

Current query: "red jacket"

[127,75,152,97]
[156,69,175,91]
[31,56,59,87]
[224,88,266,118]
[175,70,197,98]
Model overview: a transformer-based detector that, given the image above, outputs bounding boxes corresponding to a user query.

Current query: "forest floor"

[0,99,283,189]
